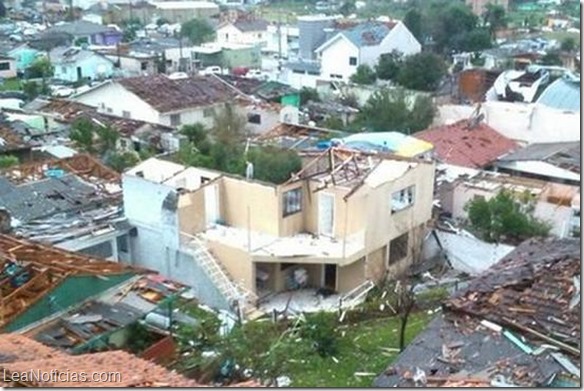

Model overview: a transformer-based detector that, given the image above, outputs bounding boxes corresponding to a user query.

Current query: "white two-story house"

[315,21,421,82]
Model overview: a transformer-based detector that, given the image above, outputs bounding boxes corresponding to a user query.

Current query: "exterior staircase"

[181,233,260,320]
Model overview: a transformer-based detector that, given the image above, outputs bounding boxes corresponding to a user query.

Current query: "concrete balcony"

[200,224,366,266]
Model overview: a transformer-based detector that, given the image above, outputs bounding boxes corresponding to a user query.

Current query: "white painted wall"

[280,68,320,89]
[378,21,421,57]
[318,36,359,81]
[74,82,160,123]
[216,24,266,46]
[435,102,580,144]
[159,102,225,128]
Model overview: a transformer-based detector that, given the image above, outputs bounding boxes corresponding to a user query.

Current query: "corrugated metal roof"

[536,74,580,112]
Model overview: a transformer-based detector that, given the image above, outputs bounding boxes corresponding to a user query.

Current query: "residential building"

[6,44,42,73]
[72,74,236,127]
[435,101,581,144]
[374,237,580,387]
[495,141,580,186]
[23,274,186,354]
[414,118,518,169]
[216,19,270,47]
[265,24,299,57]
[535,72,580,112]
[49,47,114,83]
[315,21,421,81]
[0,121,33,161]
[0,234,140,332]
[465,0,509,16]
[440,171,580,238]
[147,1,219,23]
[187,43,262,71]
[28,99,179,153]
[98,46,159,76]
[72,74,282,133]
[297,14,340,61]
[43,20,123,46]
[0,154,132,262]
[0,55,17,79]
[123,148,435,315]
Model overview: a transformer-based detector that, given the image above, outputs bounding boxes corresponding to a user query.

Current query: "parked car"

[50,85,75,97]
[167,72,189,80]
[199,66,222,76]
[245,69,268,81]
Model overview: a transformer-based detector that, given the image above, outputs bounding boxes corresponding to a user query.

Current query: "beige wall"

[365,245,387,283]
[220,176,280,236]
[337,257,365,293]
[178,191,206,235]
[207,240,254,291]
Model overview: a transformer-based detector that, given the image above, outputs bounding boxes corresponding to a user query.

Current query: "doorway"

[318,193,335,237]
[76,66,82,81]
[323,264,337,291]
[204,184,219,227]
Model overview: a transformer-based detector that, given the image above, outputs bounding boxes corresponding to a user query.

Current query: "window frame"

[170,113,181,127]
[391,185,415,214]
[349,56,357,66]
[283,187,302,217]
[247,113,261,124]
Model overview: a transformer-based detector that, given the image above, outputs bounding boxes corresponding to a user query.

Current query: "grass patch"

[286,312,434,387]
[0,78,22,91]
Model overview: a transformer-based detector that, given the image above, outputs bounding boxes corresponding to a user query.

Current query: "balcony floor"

[201,225,364,259]
[258,289,342,314]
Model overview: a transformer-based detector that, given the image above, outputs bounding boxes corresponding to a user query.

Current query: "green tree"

[482,3,507,38]
[181,123,208,145]
[107,151,140,172]
[96,125,119,154]
[22,80,39,100]
[397,52,447,92]
[121,18,143,43]
[458,28,492,52]
[375,51,402,81]
[356,88,435,133]
[539,51,562,66]
[299,87,320,105]
[69,118,96,153]
[339,0,356,16]
[0,155,18,168]
[27,57,53,79]
[180,18,215,45]
[350,64,376,85]
[320,115,344,130]
[431,4,480,53]
[561,37,576,52]
[403,8,423,42]
[465,190,551,243]
[247,146,302,184]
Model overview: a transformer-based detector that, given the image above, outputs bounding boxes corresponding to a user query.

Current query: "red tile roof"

[0,334,66,364]
[118,75,238,113]
[415,119,517,168]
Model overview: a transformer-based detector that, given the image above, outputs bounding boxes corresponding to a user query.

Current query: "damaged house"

[0,154,132,260]
[121,148,435,317]
[374,237,581,388]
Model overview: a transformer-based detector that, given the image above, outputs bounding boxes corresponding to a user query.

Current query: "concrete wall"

[55,55,114,83]
[378,21,421,57]
[337,257,365,293]
[207,240,254,291]
[178,190,206,235]
[220,176,280,236]
[365,245,387,283]
[0,58,17,79]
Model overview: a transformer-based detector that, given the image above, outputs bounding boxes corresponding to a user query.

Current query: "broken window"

[391,185,415,214]
[283,188,302,216]
[349,57,357,66]
[0,62,10,71]
[389,233,409,264]
[247,113,261,124]
[170,113,181,127]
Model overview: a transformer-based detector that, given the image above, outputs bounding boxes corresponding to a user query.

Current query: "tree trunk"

[398,304,413,352]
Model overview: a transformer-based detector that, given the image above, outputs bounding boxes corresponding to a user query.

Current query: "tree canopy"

[355,88,435,133]
[465,190,551,244]
[180,18,215,45]
[403,8,423,42]
[561,37,576,52]
[482,3,507,38]
[177,106,301,184]
[397,52,447,92]
[375,51,402,81]
[350,64,376,85]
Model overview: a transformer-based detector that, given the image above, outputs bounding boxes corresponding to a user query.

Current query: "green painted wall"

[222,46,261,69]
[5,273,135,332]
